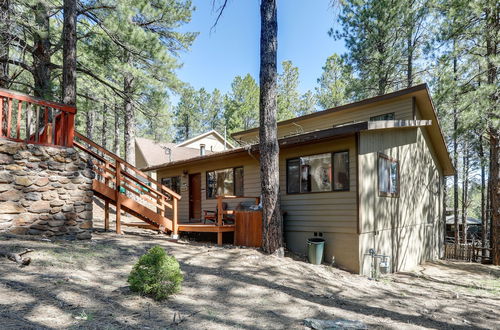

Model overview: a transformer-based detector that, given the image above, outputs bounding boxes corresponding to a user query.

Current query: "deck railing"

[74,131,181,235]
[215,195,260,245]
[0,88,76,147]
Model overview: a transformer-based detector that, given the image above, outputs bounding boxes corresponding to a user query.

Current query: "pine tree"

[260,0,282,254]
[224,74,259,135]
[174,87,202,142]
[298,90,317,116]
[333,0,405,97]
[315,54,353,109]
[277,60,301,120]
[62,0,77,106]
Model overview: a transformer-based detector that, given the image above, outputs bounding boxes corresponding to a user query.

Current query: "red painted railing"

[0,88,76,147]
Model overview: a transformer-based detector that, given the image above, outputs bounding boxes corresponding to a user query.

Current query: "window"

[333,151,349,191]
[370,112,395,121]
[287,151,349,194]
[234,167,244,196]
[206,167,244,198]
[161,176,181,194]
[378,153,399,197]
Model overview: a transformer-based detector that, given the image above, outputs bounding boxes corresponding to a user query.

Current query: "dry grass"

[1,228,499,330]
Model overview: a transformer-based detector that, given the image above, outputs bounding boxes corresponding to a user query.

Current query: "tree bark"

[62,0,77,105]
[452,49,459,250]
[0,249,33,265]
[406,7,413,88]
[479,135,487,251]
[101,104,107,150]
[259,0,282,254]
[123,70,135,166]
[85,97,94,141]
[32,1,52,99]
[461,143,468,244]
[0,0,9,88]
[114,104,120,156]
[484,3,499,265]
[490,131,499,265]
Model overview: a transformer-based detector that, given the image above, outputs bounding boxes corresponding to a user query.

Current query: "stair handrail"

[74,131,180,236]
[74,131,181,200]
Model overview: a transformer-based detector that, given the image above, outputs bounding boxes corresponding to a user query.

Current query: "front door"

[189,173,201,221]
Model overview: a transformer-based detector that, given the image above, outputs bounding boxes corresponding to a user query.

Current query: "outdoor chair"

[203,202,234,225]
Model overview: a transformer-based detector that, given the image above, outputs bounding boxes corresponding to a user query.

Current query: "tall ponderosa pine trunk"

[101,105,107,150]
[85,97,94,141]
[479,135,487,251]
[405,0,414,88]
[0,0,9,88]
[123,70,135,166]
[62,0,77,106]
[452,52,459,248]
[485,3,499,265]
[406,32,413,88]
[461,143,469,244]
[33,1,52,99]
[490,132,499,265]
[114,104,120,157]
[259,0,282,254]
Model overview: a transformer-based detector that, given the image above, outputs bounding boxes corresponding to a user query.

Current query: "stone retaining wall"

[0,139,94,239]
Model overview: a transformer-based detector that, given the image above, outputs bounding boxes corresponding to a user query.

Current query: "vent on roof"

[200,144,206,156]
[162,146,172,162]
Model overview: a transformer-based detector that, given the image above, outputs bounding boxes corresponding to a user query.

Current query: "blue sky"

[175,0,346,97]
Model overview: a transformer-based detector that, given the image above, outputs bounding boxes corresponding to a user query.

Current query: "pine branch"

[211,0,229,31]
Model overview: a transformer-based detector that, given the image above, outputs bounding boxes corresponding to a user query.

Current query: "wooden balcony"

[0,88,76,147]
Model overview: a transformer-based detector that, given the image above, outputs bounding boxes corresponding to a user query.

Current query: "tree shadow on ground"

[0,233,498,329]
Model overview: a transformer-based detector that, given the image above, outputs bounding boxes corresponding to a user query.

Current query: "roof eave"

[231,84,429,139]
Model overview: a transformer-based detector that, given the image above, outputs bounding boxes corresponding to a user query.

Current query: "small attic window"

[370,112,395,121]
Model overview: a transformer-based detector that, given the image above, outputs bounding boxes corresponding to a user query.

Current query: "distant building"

[135,130,234,173]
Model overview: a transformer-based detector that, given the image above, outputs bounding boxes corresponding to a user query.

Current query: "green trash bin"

[307,237,325,265]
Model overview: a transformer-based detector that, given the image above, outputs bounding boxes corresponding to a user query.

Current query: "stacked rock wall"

[0,139,94,239]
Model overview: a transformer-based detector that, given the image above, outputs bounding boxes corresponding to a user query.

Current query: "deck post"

[66,112,75,147]
[104,161,110,231]
[115,159,122,234]
[7,98,12,138]
[173,197,179,239]
[217,196,223,245]
[0,97,3,137]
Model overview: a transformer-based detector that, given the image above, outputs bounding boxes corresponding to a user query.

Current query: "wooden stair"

[74,132,180,236]
[92,180,173,233]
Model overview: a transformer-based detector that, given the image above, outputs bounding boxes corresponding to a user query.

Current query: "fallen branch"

[0,249,34,266]
[171,310,201,326]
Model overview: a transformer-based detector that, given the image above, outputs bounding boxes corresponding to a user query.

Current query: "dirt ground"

[1,209,499,329]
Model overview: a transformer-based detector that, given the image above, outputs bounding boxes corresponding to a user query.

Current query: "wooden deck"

[0,88,262,248]
[75,133,259,246]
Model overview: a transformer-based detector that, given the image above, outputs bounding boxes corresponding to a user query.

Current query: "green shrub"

[127,246,183,300]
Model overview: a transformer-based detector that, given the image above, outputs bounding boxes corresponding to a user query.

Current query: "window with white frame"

[378,153,399,197]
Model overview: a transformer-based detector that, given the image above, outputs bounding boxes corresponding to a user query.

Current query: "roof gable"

[177,130,234,148]
[135,137,213,169]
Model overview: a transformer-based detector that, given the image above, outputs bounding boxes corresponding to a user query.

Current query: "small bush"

[128,246,183,300]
